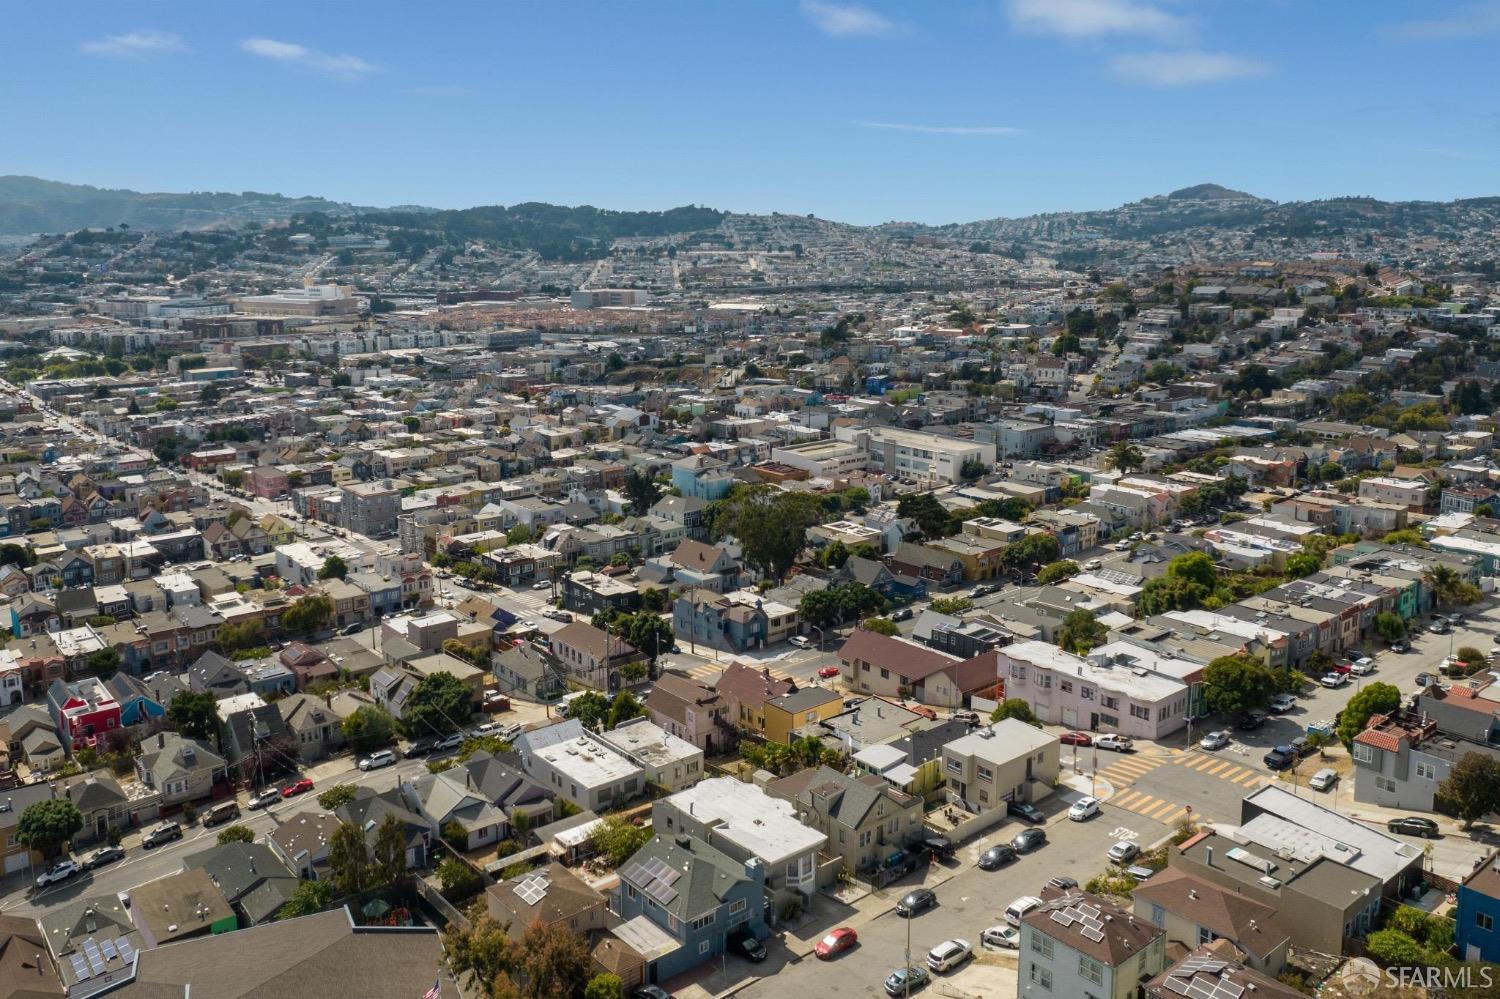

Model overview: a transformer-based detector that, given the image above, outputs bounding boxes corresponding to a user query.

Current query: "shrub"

[1384,905,1433,941]
[437,857,481,896]
[1365,929,1426,967]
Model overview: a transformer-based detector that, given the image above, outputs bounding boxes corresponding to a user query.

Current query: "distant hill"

[0,175,377,235]
[1166,183,1266,202]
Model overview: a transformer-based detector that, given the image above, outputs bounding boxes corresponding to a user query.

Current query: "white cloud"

[79,30,184,58]
[859,121,1022,136]
[1006,0,1185,39]
[239,37,377,78]
[1109,49,1267,86]
[1391,3,1500,39]
[801,2,898,37]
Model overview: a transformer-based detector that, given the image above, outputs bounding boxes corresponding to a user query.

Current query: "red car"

[1058,731,1093,747]
[281,778,314,798]
[814,926,858,959]
[818,665,841,679]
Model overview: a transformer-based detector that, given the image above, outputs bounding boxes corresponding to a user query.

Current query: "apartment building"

[940,719,1058,814]
[1020,891,1166,999]
[832,425,995,485]
[995,640,1191,739]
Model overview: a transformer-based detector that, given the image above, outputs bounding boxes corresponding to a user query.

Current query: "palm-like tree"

[1424,564,1462,608]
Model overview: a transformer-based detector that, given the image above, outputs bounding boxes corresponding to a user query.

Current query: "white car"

[358,750,397,771]
[1349,659,1375,676]
[1068,796,1101,821]
[789,635,811,649]
[1321,672,1349,688]
[247,788,282,810]
[1309,768,1338,792]
[1084,559,1103,570]
[35,859,79,888]
[1199,730,1230,750]
[926,938,973,973]
[981,925,1020,949]
[1268,693,1297,714]
[1095,734,1133,752]
[1113,540,1132,551]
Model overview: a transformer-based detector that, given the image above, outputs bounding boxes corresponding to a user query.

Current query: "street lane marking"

[1217,766,1245,782]
[1232,770,1261,785]
[1114,791,1145,808]
[1127,796,1162,814]
[1148,801,1182,821]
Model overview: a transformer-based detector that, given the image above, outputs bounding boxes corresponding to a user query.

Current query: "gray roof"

[138,732,225,782]
[618,834,752,920]
[182,842,299,924]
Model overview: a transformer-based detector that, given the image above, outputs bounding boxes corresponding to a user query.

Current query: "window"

[1477,912,1494,931]
[1150,904,1165,928]
[626,885,638,900]
[977,765,994,782]
[1098,714,1118,727]
[1037,674,1052,689]
[729,899,746,915]
[691,913,714,930]
[1010,664,1027,681]
[1101,695,1119,710]
[879,668,889,680]
[1197,926,1219,945]
[1080,687,1096,701]
[1376,777,1396,793]
[1078,956,1103,986]
[1060,681,1073,693]
[1130,705,1150,720]
[1031,935,1053,959]
[699,940,711,955]
[1352,743,1374,763]
[946,758,963,775]
[1415,761,1436,780]
[1028,965,1052,990]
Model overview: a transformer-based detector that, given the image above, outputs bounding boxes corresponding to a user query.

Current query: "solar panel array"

[1047,902,1106,942]
[623,856,683,906]
[69,954,89,983]
[116,938,136,964]
[1159,958,1246,999]
[514,874,552,906]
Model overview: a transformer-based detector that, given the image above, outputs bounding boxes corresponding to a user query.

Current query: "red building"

[46,677,122,752]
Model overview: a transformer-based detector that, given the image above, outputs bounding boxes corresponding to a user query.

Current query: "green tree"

[816,539,849,570]
[990,698,1041,727]
[318,554,348,580]
[438,856,482,895]
[372,814,408,887]
[217,824,255,845]
[1055,608,1107,655]
[1036,560,1079,585]
[216,618,266,652]
[277,878,333,919]
[317,783,359,811]
[624,612,673,669]
[404,672,472,737]
[862,617,899,636]
[716,487,824,581]
[590,815,652,867]
[328,821,371,897]
[585,973,624,999]
[342,705,397,754]
[565,691,611,730]
[1284,551,1320,579]
[1000,533,1061,579]
[1202,654,1277,719]
[896,492,953,541]
[517,921,593,999]
[167,690,220,741]
[623,468,662,516]
[1374,611,1406,644]
[928,596,972,615]
[974,496,1033,522]
[85,647,120,677]
[281,594,333,636]
[505,523,534,545]
[16,799,83,860]
[1440,752,1500,830]
[959,457,988,482]
[1337,682,1402,748]
[604,692,645,731]
[0,544,34,569]
[1107,441,1145,473]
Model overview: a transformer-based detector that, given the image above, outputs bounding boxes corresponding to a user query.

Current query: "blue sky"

[3,1,1497,224]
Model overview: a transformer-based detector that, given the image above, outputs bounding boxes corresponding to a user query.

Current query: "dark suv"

[1386,816,1441,838]
[1263,747,1295,771]
[1007,801,1045,824]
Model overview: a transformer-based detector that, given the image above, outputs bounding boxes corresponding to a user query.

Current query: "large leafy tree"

[328,821,371,897]
[623,469,662,516]
[277,879,334,919]
[990,698,1041,727]
[1337,682,1402,749]
[281,594,333,636]
[590,815,652,867]
[1138,552,1225,616]
[566,691,611,730]
[1036,560,1079,585]
[318,554,348,580]
[168,690,220,741]
[1055,608,1107,655]
[515,922,593,999]
[624,613,673,668]
[404,672,472,737]
[1373,611,1406,644]
[1107,441,1145,473]
[342,705,397,754]
[1202,653,1277,719]
[443,909,517,998]
[604,692,645,731]
[716,487,823,581]
[16,799,83,859]
[1000,533,1061,579]
[896,492,952,541]
[372,814,408,887]
[1439,752,1500,829]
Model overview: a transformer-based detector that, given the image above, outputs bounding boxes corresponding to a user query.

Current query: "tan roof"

[713,662,792,711]
[1131,868,1288,960]
[1023,890,1162,967]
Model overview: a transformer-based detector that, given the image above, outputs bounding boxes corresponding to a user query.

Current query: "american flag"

[422,982,440,999]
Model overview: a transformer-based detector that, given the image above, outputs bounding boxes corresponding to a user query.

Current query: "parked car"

[434,733,464,751]
[201,801,240,827]
[1007,801,1045,824]
[1004,895,1043,926]
[1450,613,1465,626]
[978,844,1017,870]
[281,778,314,798]
[1107,841,1141,865]
[1011,828,1047,853]
[981,925,1020,949]
[1095,734,1134,752]
[1268,693,1297,714]
[1321,672,1349,689]
[1309,768,1338,792]
[727,928,766,962]
[917,837,955,861]
[1387,816,1441,838]
[1429,620,1449,634]
[1237,711,1267,731]
[35,859,79,888]
[1058,731,1093,746]
[1044,876,1079,892]
[142,821,183,849]
[1263,747,1295,771]
[891,607,914,622]
[247,788,282,810]
[341,623,364,636]
[1199,730,1230,751]
[815,927,858,959]
[404,736,437,758]
[968,584,995,598]
[818,665,841,679]
[532,581,551,590]
[896,888,937,917]
[884,966,929,997]
[1415,673,1435,688]
[1390,641,1409,654]
[1083,559,1103,570]
[359,750,397,771]
[83,845,124,870]
[926,939,972,973]
[1068,796,1101,822]
[789,636,812,649]
[1349,659,1375,676]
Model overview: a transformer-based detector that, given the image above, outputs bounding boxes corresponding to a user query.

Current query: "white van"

[1005,895,1043,927]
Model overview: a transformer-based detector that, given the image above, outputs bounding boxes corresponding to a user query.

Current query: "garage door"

[5,851,28,874]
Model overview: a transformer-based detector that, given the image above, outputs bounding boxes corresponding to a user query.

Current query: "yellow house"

[762,686,844,744]
[258,514,295,547]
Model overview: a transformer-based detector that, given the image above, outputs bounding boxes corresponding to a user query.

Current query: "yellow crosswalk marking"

[1128,796,1161,814]
[1217,766,1245,782]
[1114,790,1145,809]
[1148,800,1183,820]
[1201,760,1232,775]
[1232,770,1261,785]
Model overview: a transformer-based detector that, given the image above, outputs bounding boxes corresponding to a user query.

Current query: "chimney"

[1205,846,1213,868]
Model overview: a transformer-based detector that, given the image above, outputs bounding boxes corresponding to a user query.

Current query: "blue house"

[613,834,767,984]
[240,660,297,698]
[670,456,734,501]
[103,671,178,728]
[672,590,767,655]
[1457,856,1500,962]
